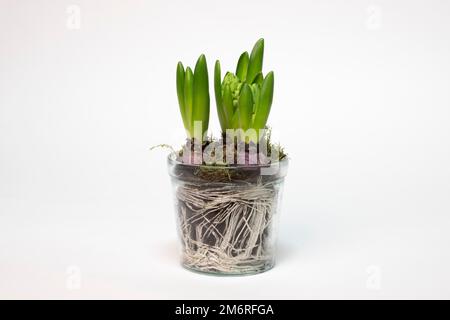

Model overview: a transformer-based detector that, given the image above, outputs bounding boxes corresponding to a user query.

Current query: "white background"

[1,0,449,299]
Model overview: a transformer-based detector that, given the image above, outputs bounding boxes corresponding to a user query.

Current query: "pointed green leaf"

[214,60,227,130]
[237,84,253,130]
[193,54,210,136]
[176,62,187,130]
[184,67,194,135]
[235,51,249,81]
[251,84,260,115]
[222,84,234,127]
[230,109,240,129]
[252,72,263,85]
[247,38,264,84]
[253,71,274,129]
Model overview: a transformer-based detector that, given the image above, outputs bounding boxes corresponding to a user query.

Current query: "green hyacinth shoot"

[214,39,274,141]
[176,54,210,140]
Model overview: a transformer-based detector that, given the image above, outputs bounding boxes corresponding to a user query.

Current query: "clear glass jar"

[167,152,288,275]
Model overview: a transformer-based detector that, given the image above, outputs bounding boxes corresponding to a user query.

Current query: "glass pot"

[167,152,288,275]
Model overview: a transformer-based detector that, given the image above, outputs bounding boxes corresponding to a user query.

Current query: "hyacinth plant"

[169,39,288,275]
[174,39,281,166]
[214,38,274,142]
[176,54,210,141]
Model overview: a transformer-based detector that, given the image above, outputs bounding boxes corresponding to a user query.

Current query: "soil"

[173,138,287,183]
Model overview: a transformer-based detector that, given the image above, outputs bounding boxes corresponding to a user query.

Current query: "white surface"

[1,0,450,299]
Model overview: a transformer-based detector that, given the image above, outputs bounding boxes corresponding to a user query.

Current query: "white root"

[176,179,279,274]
